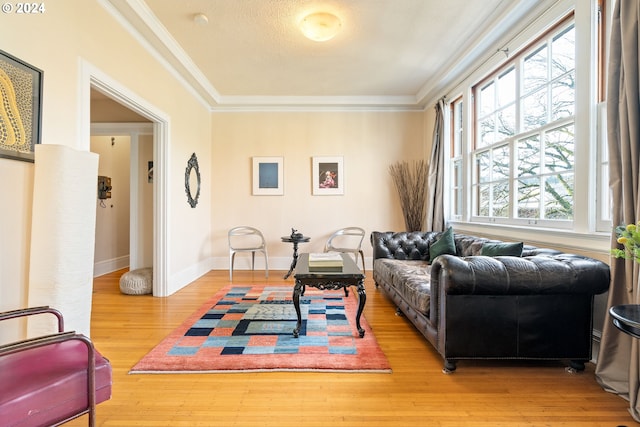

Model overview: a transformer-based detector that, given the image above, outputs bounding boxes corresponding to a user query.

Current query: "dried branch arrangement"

[389,160,428,231]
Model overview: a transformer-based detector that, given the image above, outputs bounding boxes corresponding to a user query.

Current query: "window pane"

[493,145,510,180]
[517,135,540,176]
[518,177,540,218]
[552,25,575,79]
[480,82,495,117]
[449,99,464,220]
[453,160,462,216]
[492,182,509,217]
[544,173,573,219]
[477,185,490,216]
[498,67,516,106]
[523,44,547,94]
[497,104,516,139]
[478,116,495,147]
[522,87,548,131]
[476,151,490,183]
[453,101,463,156]
[453,188,462,217]
[545,124,574,173]
[600,164,610,221]
[453,160,462,187]
[551,73,575,121]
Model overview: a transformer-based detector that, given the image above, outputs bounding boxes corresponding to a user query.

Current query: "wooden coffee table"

[292,253,366,338]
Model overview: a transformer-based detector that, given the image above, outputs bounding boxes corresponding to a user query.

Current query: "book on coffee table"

[308,253,344,272]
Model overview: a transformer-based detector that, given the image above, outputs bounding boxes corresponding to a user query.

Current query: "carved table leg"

[355,279,366,338]
[283,241,300,279]
[292,279,303,338]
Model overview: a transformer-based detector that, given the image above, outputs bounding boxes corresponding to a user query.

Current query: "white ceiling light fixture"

[299,12,342,42]
[193,13,208,26]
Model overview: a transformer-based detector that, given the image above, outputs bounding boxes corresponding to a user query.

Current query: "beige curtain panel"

[426,99,445,232]
[595,0,640,422]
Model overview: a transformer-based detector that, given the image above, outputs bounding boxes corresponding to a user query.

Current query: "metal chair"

[0,306,112,427]
[324,227,366,271]
[228,226,269,281]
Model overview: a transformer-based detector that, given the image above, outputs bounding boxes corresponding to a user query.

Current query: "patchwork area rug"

[130,284,391,373]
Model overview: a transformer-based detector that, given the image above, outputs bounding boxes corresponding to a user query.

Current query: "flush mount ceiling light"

[299,12,342,42]
[193,13,208,26]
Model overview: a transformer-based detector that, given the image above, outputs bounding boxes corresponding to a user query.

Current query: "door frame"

[81,61,170,296]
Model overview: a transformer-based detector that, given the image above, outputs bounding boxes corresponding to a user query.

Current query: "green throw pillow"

[480,241,524,257]
[428,227,456,262]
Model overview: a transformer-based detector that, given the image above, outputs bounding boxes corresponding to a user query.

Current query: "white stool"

[119,268,153,295]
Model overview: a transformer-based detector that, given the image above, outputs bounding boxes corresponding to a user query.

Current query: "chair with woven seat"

[324,227,366,271]
[228,226,269,281]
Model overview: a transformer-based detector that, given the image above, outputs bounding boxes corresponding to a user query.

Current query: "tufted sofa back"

[370,231,441,260]
[371,231,563,261]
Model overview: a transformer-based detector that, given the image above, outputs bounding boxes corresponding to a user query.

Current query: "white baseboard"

[209,256,371,271]
[93,255,129,277]
[167,257,215,296]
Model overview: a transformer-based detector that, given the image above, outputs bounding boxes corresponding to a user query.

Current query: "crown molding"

[417,0,564,107]
[211,95,425,112]
[103,0,559,112]
[100,0,219,108]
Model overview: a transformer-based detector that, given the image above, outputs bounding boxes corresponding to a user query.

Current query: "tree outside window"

[471,21,575,226]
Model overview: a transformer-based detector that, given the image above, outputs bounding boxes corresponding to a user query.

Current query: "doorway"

[90,128,154,276]
[85,70,170,296]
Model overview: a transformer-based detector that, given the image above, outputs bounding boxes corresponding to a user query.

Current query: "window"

[470,19,575,227]
[450,98,463,220]
[597,102,611,228]
[596,0,613,230]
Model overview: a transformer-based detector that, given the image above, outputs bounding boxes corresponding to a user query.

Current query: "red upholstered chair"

[0,306,112,427]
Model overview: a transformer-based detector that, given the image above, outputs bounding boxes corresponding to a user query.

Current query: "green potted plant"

[612,222,640,263]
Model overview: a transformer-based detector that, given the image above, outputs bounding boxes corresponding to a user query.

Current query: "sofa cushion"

[481,241,524,257]
[374,259,431,315]
[428,227,456,262]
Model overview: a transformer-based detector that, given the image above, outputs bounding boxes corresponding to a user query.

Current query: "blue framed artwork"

[252,156,283,195]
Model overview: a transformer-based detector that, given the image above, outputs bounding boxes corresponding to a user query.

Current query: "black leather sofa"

[371,230,611,373]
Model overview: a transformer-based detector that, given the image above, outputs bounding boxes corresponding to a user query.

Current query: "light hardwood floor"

[66,268,633,427]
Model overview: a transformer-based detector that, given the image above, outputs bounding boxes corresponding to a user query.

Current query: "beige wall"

[0,0,212,335]
[91,135,131,274]
[136,134,154,269]
[0,159,34,325]
[210,111,428,270]
[0,0,431,336]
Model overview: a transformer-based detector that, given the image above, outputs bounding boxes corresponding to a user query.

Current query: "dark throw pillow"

[428,227,456,263]
[481,241,524,257]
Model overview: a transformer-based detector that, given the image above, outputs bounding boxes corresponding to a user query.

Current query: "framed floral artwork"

[252,156,284,195]
[312,156,343,195]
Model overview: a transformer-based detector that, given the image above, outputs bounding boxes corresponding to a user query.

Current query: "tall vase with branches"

[389,160,428,232]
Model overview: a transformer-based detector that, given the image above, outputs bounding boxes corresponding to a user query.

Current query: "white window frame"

[449,97,464,221]
[469,19,576,230]
[442,0,609,253]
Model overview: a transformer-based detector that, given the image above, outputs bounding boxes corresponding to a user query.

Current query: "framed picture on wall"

[0,49,43,163]
[252,156,284,195]
[312,156,344,195]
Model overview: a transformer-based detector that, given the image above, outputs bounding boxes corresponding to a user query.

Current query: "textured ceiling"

[104,0,547,109]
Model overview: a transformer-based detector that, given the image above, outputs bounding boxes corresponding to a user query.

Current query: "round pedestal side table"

[281,235,310,279]
[610,304,640,339]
